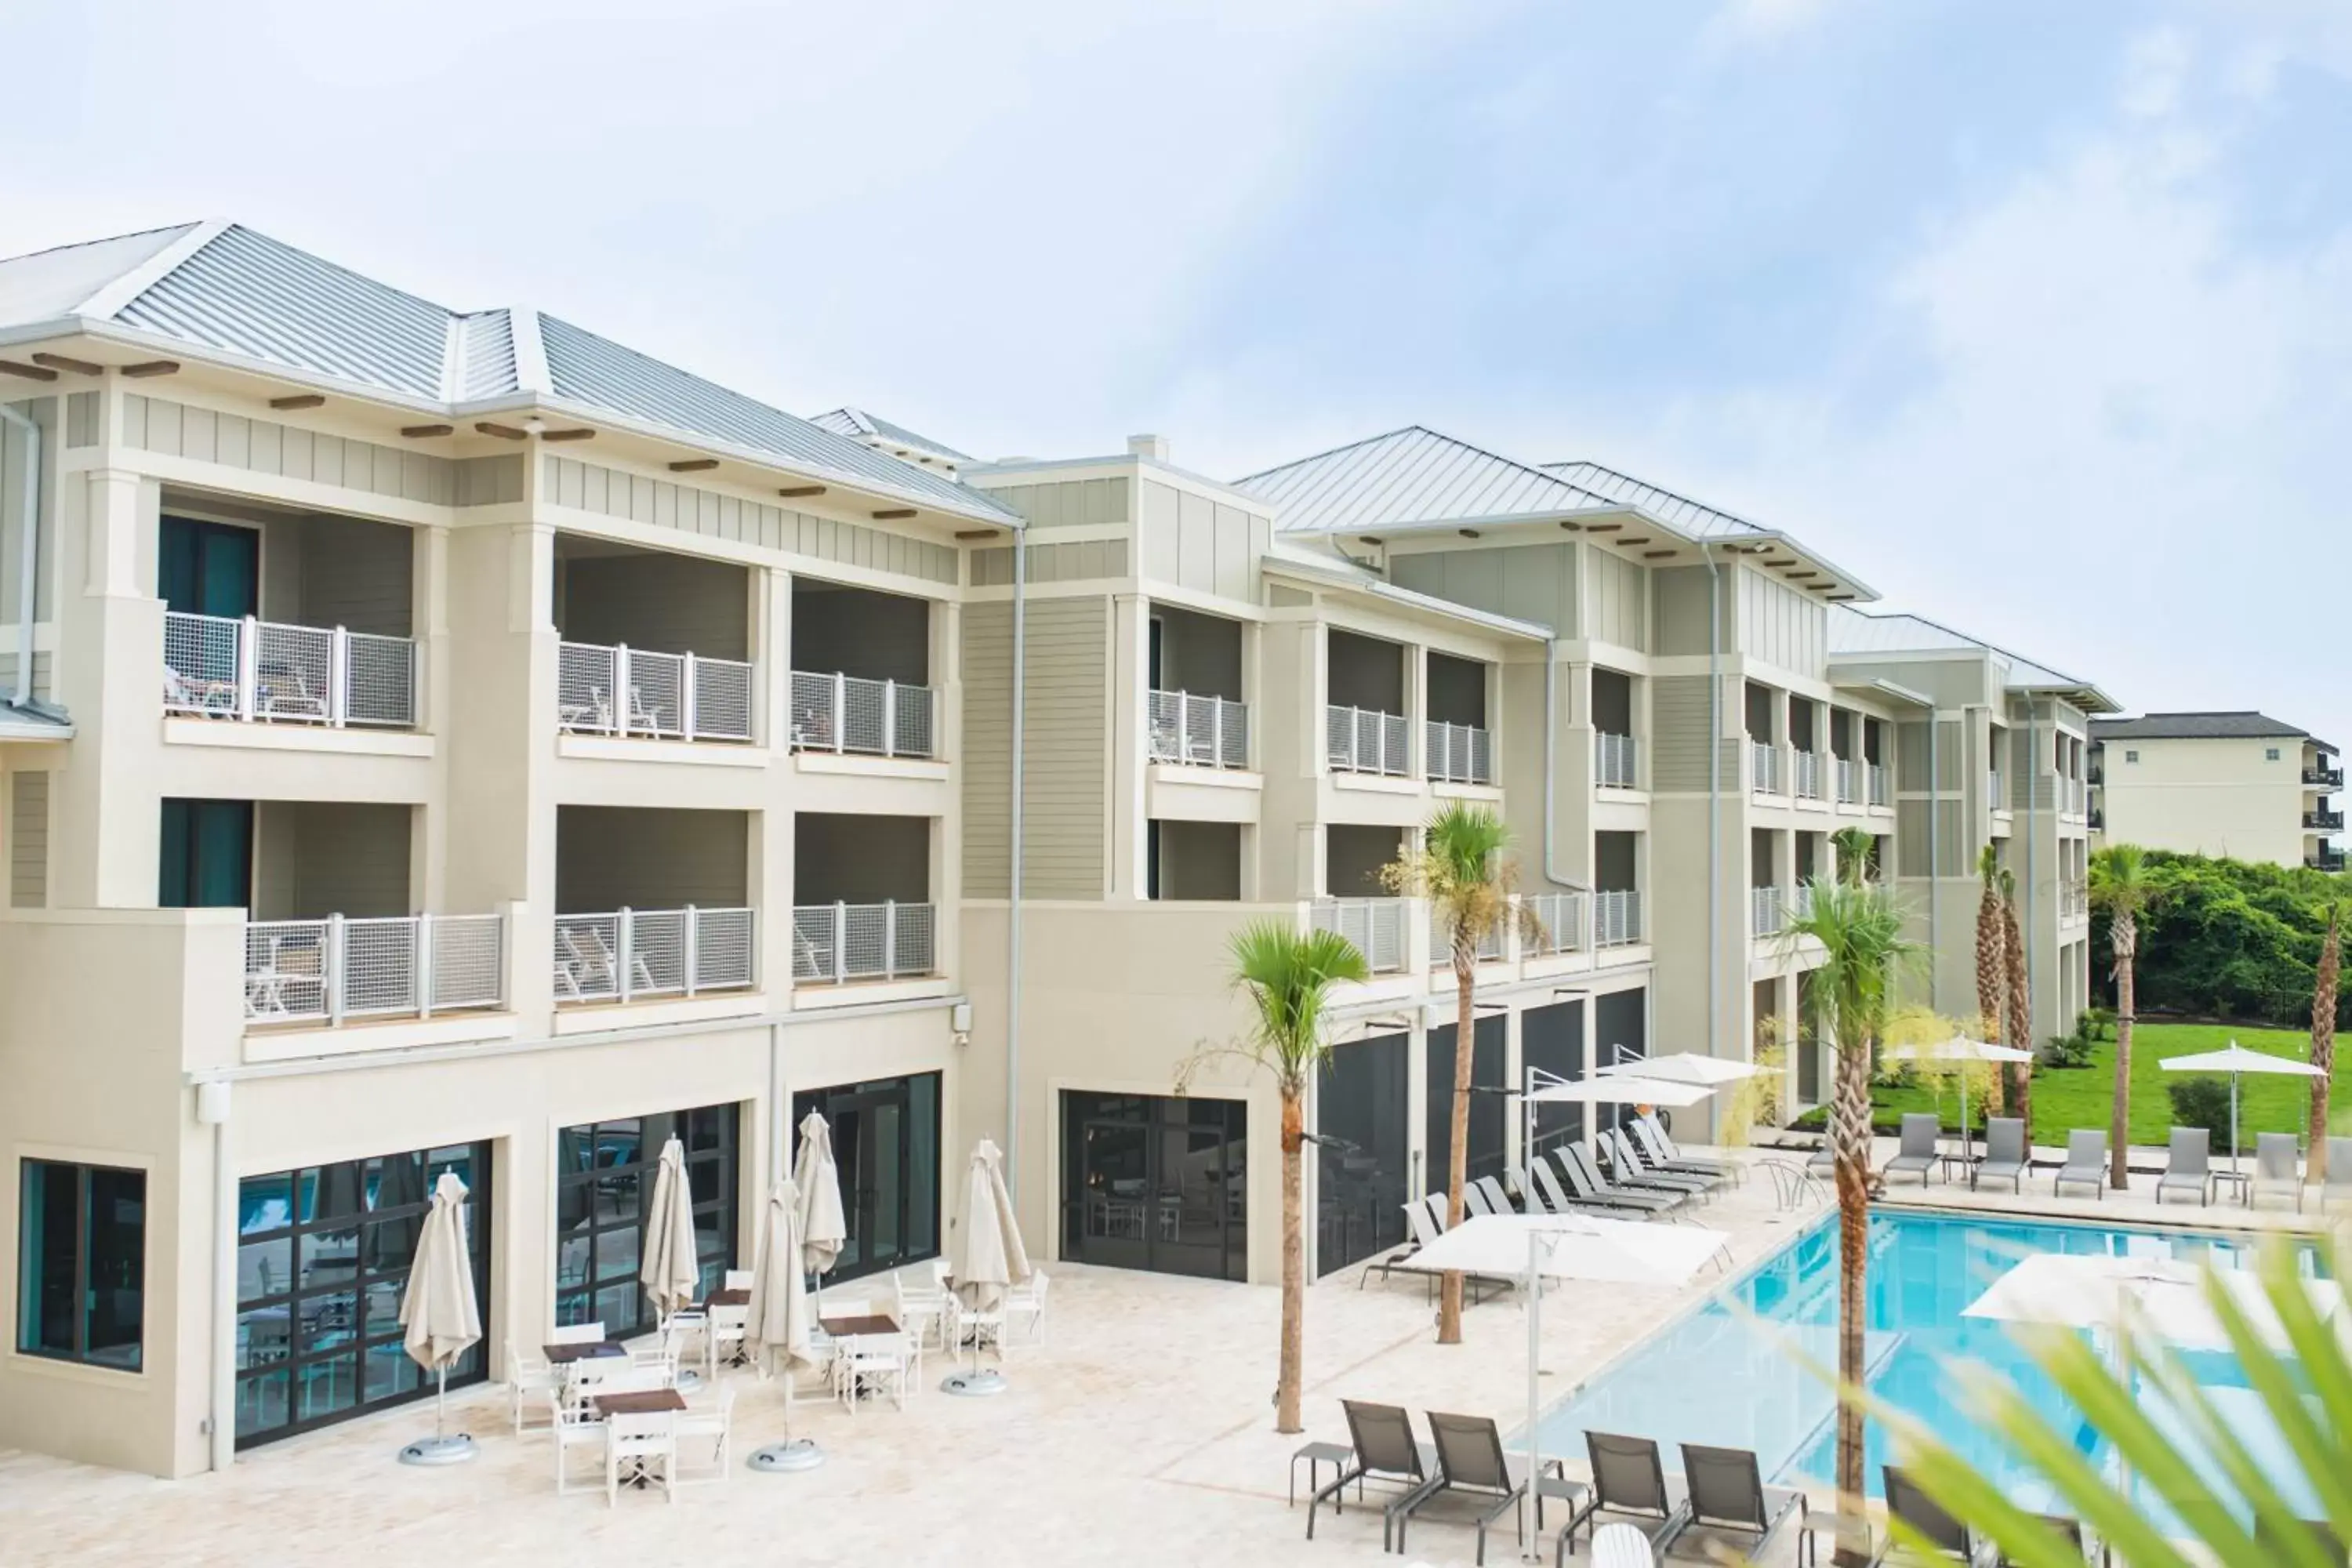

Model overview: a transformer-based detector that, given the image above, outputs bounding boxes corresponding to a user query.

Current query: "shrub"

[2043,1033,2095,1069]
[2079,1004,2115,1040]
[2165,1076,2238,1154]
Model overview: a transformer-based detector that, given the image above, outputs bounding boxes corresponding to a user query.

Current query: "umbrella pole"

[2230,1073,2241,1175]
[1960,1075,1970,1162]
[1523,1230,1543,1562]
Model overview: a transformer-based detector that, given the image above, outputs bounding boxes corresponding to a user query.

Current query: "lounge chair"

[1305,1399,1436,1548]
[1606,1127,1720,1196]
[1472,1174,1521,1217]
[2051,1129,2107,1199]
[1462,1181,1498,1218]
[1362,1194,1447,1290]
[1883,1113,1941,1185]
[1589,1523,1658,1567]
[1872,1465,1989,1565]
[1553,1145,1681,1214]
[2324,1138,2352,1213]
[1973,1117,2027,1192]
[1524,1154,1619,1220]
[1675,1443,1807,1564]
[1397,1410,1577,1565]
[1506,1165,1553,1214]
[1635,1114,1744,1186]
[1991,1515,2088,1567]
[2252,1132,2303,1211]
[1555,1431,1690,1564]
[2155,1127,2213,1207]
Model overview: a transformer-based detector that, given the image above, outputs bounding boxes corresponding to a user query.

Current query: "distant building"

[2089,713,2343,870]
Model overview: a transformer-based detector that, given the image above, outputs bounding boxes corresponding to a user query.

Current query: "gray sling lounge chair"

[1634,1115,1742,1185]
[2155,1127,2213,1207]
[1676,1443,1807,1565]
[2051,1129,2107,1199]
[1526,1154,1619,1219]
[1555,1145,1682,1214]
[1472,1174,1521,1217]
[2251,1132,2303,1211]
[1883,1113,1941,1185]
[1973,1117,2027,1192]
[1306,1399,1436,1548]
[1462,1181,1498,1218]
[1556,1431,1690,1565]
[1872,1465,1991,1565]
[1606,1127,1719,1196]
[1397,1411,1577,1566]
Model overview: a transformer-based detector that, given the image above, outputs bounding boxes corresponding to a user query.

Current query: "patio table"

[593,1388,686,1417]
[699,1288,750,1309]
[820,1312,899,1338]
[545,1339,628,1364]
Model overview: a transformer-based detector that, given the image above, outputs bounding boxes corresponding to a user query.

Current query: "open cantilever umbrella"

[1883,1035,2036,1157]
[1594,1052,1762,1087]
[395,1171,483,1466]
[2158,1040,2326,1174]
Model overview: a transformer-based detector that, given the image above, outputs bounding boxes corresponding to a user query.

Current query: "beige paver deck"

[1,1150,2332,1567]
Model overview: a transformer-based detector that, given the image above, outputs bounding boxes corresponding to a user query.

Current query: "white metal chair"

[723,1268,753,1290]
[892,1269,951,1355]
[1591,1522,1657,1567]
[507,1338,561,1432]
[704,1302,750,1380]
[551,1394,605,1494]
[673,1383,734,1486]
[1004,1269,1050,1345]
[551,1320,608,1345]
[605,1409,677,1505]
[836,1331,910,1414]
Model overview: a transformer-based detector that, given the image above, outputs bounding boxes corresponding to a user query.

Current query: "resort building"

[1827,610,2115,1045]
[2088,711,2343,871]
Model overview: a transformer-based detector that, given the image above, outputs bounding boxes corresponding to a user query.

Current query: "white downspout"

[1701,544,1722,1059]
[1,400,39,708]
[2024,698,2039,1033]
[1004,528,1027,1200]
[194,1081,234,1472]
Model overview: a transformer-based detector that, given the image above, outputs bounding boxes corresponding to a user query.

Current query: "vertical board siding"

[985,477,1132,531]
[962,597,1106,899]
[0,652,54,702]
[1737,569,1825,671]
[9,771,49,908]
[124,395,461,506]
[1584,549,1646,649]
[1650,674,1737,793]
[1135,479,1271,603]
[2,397,57,622]
[969,539,1131,587]
[1390,543,1576,635]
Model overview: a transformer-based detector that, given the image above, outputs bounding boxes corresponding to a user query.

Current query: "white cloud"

[1711,0,1840,42]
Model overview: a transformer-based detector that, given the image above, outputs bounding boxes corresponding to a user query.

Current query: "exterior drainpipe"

[2024,696,2039,1034]
[1004,526,1027,1200]
[194,1081,234,1472]
[2,400,38,709]
[1927,715,1940,1011]
[1701,544,1722,1060]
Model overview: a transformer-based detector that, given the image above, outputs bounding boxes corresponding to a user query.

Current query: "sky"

[7,0,2350,741]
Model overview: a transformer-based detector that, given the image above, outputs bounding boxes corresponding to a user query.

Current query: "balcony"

[558,641,754,742]
[1792,750,1824,801]
[2061,881,2089,919]
[245,913,504,1026]
[2310,850,2347,873]
[1834,758,1862,805]
[1523,891,1586,956]
[2308,766,2346,789]
[1989,771,2007,811]
[1428,902,1505,966]
[1425,720,1494,786]
[1750,742,1780,796]
[165,612,418,728]
[1751,886,1786,938]
[791,901,938,985]
[1327,705,1410,777]
[1594,888,1642,948]
[2089,806,2104,832]
[1149,690,1248,770]
[2067,780,2088,815]
[788,670,938,759]
[553,906,755,1003]
[1595,732,1637,790]
[1868,763,1889,807]
[2087,762,2104,786]
[2307,810,2346,832]
[1308,897,1406,975]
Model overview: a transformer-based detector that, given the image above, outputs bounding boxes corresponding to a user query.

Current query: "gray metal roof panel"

[1541,459,1771,539]
[455,310,517,401]
[809,406,972,463]
[0,223,198,325]
[1240,426,1619,534]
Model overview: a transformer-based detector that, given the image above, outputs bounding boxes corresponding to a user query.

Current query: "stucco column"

[53,466,165,907]
[1110,593,1148,899]
[1403,643,1426,778]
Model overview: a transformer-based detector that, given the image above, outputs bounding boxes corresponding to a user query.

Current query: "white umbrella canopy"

[745,1178,815,1374]
[793,1112,848,1279]
[949,1137,1032,1314]
[2159,1040,2326,1172]
[1595,1052,1762,1087]
[1965,1252,2345,1355]
[1526,1074,1716,1109]
[640,1135,702,1320]
[396,1171,483,1463]
[1885,1035,2038,1155]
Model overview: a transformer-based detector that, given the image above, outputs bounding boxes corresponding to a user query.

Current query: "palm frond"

[1227,920,1370,1093]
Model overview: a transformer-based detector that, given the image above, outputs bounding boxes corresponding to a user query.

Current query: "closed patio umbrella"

[2159,1041,2326,1174]
[745,1178,824,1473]
[395,1171,483,1465]
[640,1134,702,1323]
[1884,1035,2037,1157]
[793,1112,848,1308]
[944,1137,1029,1396]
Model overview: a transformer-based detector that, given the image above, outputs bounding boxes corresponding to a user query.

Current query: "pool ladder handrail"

[1757,1157,1828,1212]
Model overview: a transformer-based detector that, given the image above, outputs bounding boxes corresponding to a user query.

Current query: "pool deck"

[0,1147,2336,1567]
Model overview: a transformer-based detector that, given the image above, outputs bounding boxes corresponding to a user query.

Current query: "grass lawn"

[1863,1021,2348,1148]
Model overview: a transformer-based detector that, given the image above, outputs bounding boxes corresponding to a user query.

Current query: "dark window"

[556,1106,738,1337]
[790,1074,942,1283]
[159,515,259,619]
[1316,1032,1408,1276]
[16,1160,145,1371]
[1060,1091,1247,1280]
[1522,1002,1586,1156]
[234,1143,486,1446]
[1594,988,1650,1133]
[159,798,253,909]
[1425,1014,1508,1185]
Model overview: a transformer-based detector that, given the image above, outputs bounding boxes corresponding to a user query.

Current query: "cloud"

[1711,0,1840,42]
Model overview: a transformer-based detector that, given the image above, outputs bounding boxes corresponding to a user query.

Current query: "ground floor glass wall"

[234,1142,489,1447]
[1522,1002,1587,1158]
[1060,1092,1247,1280]
[1316,1032,1407,1277]
[556,1105,739,1336]
[790,1073,942,1283]
[1425,1016,1506,1187]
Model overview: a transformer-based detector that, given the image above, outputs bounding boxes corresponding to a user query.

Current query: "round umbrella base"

[397,1434,477,1466]
[941,1369,1007,1398]
[749,1439,826,1473]
[674,1369,703,1395]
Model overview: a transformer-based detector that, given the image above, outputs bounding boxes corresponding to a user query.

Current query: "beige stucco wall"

[2098,735,2309,867]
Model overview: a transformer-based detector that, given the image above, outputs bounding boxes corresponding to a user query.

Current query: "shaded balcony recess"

[554,536,753,742]
[1148,605,1247,768]
[1595,829,1643,946]
[1326,824,1401,898]
[794,813,935,984]
[1523,890,1586,956]
[1743,681,1777,742]
[1593,669,1636,789]
[790,578,937,760]
[1149,691,1247,769]
[166,613,418,729]
[1424,652,1493,785]
[1751,740,1781,795]
[554,906,753,1003]
[1327,706,1409,775]
[1149,819,1241,901]
[553,804,757,1001]
[1326,630,1410,776]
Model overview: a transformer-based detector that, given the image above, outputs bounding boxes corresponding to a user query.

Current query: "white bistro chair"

[604,1409,678,1506]
[507,1338,561,1433]
[1005,1269,1050,1345]
[673,1383,735,1486]
[835,1330,910,1414]
[704,1302,750,1381]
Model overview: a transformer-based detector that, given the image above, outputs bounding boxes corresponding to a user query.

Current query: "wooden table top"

[545,1340,626,1364]
[699,1287,750,1308]
[593,1388,687,1416]
[820,1312,899,1338]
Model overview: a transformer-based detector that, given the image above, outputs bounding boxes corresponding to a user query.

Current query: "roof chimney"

[1127,433,1169,463]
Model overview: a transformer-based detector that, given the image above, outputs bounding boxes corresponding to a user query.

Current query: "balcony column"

[1403,644,1427,778]
[754,805,793,997]
[1111,593,1149,900]
[412,523,452,909]
[53,466,166,908]
[756,566,789,751]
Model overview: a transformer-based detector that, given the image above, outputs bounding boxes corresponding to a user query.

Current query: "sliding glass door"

[790,1074,941,1283]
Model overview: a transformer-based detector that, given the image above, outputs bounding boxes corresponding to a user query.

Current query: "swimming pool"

[1534,1207,2320,1507]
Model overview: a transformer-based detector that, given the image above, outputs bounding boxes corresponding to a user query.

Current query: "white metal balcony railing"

[1990,771,2007,811]
[1595,731,1637,789]
[1793,750,1824,800]
[1308,897,1406,975]
[245,913,504,1025]
[557,641,755,742]
[792,902,937,985]
[165,611,418,728]
[1428,904,1505,965]
[1593,888,1643,948]
[1867,763,1890,807]
[2067,780,2088,815]
[1751,886,1786,938]
[1148,689,1248,770]
[2061,881,2090,919]
[1522,891,1587,956]
[1751,741,1780,794]
[554,906,756,1004]
[789,670,937,759]
[1327,705,1410,777]
[1835,757,1863,804]
[1425,720,1494,786]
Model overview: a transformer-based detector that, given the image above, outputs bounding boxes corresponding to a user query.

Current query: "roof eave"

[1263,555,1553,643]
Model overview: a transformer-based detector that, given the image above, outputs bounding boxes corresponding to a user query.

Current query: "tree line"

[2092,849,2347,1026]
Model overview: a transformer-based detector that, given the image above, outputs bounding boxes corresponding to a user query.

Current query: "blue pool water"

[1535,1208,2319,1508]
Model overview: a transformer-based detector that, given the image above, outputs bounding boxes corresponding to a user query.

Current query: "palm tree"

[1999,868,2032,1132]
[1831,825,1875,889]
[1381,803,1536,1347]
[1224,920,1370,1434]
[2089,844,2154,1189]
[2310,903,2338,1185]
[1975,848,2009,1115]
[1780,873,1918,1562]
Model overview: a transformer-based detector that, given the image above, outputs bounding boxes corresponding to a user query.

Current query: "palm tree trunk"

[1439,941,1474,1345]
[2311,912,2338,1183]
[1277,1085,1305,1433]
[2110,924,2136,1189]
[1831,1013,1873,1563]
[2002,901,2032,1135]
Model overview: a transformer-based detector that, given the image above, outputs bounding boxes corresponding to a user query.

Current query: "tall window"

[234,1144,488,1446]
[160,798,254,909]
[791,1074,942,1283]
[556,1105,739,1335]
[17,1160,146,1370]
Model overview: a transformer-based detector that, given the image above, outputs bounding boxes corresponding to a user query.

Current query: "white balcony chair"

[624,684,662,735]
[1004,1269,1050,1346]
[673,1383,735,1486]
[605,1410,677,1506]
[554,928,615,1001]
[507,1339,561,1433]
[256,663,328,721]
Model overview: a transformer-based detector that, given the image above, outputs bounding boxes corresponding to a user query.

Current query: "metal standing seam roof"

[0,220,1018,525]
[1828,607,2118,710]
[808,406,972,463]
[1540,459,1771,541]
[2089,712,2326,746]
[1236,425,1622,535]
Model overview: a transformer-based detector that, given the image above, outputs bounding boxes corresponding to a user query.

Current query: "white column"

[1110,593,1149,899]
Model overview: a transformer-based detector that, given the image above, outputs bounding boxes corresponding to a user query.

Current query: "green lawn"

[1863,1021,2347,1147]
